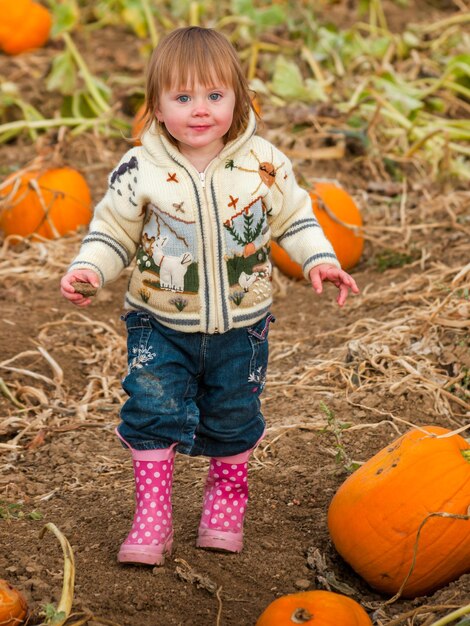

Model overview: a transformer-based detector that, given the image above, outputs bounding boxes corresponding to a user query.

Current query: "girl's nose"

[192,99,209,116]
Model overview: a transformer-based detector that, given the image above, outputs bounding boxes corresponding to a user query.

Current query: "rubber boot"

[116,430,176,566]
[196,449,251,553]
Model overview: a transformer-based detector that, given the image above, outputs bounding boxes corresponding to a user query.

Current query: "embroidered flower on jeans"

[248,366,266,390]
[128,345,156,373]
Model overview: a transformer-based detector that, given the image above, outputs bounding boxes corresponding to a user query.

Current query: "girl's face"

[156,81,236,164]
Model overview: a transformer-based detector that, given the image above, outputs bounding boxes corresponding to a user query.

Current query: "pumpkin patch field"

[0,1,469,625]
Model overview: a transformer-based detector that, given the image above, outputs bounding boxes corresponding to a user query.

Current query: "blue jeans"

[117,311,275,457]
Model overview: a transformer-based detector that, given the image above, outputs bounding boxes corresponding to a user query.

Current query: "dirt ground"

[1,2,469,625]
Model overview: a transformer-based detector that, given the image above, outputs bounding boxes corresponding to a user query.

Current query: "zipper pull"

[199,171,206,188]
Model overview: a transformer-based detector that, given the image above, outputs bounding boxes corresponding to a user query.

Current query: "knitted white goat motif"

[153,236,192,292]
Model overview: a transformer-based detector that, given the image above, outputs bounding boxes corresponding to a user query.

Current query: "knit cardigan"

[69,111,340,334]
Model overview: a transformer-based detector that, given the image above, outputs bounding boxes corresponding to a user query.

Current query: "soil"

[0,2,469,625]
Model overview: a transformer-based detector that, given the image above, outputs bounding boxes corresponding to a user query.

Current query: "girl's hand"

[60,269,100,307]
[309,263,359,307]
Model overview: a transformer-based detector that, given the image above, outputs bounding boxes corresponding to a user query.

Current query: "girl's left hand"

[309,263,360,307]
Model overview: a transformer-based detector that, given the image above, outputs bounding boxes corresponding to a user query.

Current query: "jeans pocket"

[122,310,152,330]
[247,313,275,391]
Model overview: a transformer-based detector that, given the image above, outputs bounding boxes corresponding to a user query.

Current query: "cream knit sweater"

[70,111,339,333]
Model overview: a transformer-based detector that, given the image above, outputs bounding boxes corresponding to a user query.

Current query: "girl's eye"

[177,95,190,103]
[209,93,222,101]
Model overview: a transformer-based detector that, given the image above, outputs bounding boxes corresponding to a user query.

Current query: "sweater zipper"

[198,169,220,333]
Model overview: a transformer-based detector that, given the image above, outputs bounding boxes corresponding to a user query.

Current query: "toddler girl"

[60,26,359,566]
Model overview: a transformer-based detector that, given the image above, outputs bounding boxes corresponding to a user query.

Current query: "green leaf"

[61,93,96,118]
[46,51,77,95]
[41,604,66,625]
[28,511,44,521]
[49,1,80,37]
[252,5,286,28]
[368,36,394,59]
[89,75,112,102]
[232,0,285,28]
[121,2,147,38]
[373,74,424,116]
[347,115,367,129]
[426,97,446,113]
[446,54,470,78]
[269,56,327,103]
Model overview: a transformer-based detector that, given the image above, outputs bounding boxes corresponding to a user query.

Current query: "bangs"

[157,32,236,92]
[163,45,235,92]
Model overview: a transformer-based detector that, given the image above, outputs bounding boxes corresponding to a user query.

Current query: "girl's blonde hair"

[141,27,255,145]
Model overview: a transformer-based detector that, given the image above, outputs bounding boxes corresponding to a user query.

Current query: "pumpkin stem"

[462,450,470,463]
[291,607,313,623]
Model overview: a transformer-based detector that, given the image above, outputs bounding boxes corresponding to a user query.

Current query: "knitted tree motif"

[224,210,264,256]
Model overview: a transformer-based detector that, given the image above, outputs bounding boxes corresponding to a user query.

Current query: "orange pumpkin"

[0,0,52,55]
[328,426,470,598]
[256,590,372,625]
[271,180,363,280]
[0,167,92,239]
[252,95,262,117]
[132,103,148,146]
[0,579,28,626]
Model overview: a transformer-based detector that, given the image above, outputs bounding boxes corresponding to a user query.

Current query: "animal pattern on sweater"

[136,201,199,297]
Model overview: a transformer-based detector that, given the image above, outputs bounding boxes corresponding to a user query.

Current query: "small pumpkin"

[0,0,52,55]
[0,579,28,626]
[252,95,262,117]
[328,425,470,598]
[132,103,148,146]
[256,590,372,625]
[271,180,363,280]
[0,167,92,239]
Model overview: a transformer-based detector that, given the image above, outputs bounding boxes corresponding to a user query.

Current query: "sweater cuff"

[302,253,341,280]
[68,261,105,287]
[69,233,131,285]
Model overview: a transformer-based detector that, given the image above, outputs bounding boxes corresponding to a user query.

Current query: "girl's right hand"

[60,269,100,307]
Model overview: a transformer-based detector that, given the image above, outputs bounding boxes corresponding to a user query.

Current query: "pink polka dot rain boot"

[197,450,251,553]
[116,430,176,566]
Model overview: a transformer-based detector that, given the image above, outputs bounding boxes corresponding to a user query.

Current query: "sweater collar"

[141,109,257,171]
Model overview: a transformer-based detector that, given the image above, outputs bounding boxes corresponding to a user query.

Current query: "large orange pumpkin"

[256,590,372,625]
[0,579,28,626]
[271,180,363,279]
[0,0,52,55]
[0,167,92,239]
[328,426,470,598]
